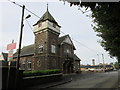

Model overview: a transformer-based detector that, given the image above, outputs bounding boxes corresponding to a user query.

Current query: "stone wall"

[23,73,63,88]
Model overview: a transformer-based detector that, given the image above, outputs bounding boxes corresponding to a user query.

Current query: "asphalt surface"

[51,71,119,89]
[26,70,119,90]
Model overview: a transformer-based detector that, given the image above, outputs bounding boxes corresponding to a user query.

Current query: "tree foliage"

[69,2,120,64]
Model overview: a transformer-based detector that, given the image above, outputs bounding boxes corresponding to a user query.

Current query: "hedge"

[23,69,61,77]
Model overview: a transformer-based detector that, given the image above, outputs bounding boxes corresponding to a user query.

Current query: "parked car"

[113,68,117,71]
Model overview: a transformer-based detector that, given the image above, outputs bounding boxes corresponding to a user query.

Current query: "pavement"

[24,70,120,90]
[24,72,103,90]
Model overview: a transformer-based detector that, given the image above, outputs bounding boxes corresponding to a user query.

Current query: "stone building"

[14,8,81,73]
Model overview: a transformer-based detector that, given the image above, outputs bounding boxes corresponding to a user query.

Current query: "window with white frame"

[37,60,41,67]
[21,61,25,70]
[38,45,44,53]
[51,45,56,53]
[28,61,32,70]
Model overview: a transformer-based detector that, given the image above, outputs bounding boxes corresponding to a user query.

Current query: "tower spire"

[47,3,48,11]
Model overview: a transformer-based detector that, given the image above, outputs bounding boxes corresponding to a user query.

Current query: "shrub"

[23,69,61,77]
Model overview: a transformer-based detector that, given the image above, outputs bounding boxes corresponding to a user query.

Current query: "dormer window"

[66,49,70,54]
[64,48,71,55]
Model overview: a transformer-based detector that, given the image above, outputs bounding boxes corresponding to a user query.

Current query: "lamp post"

[15,5,31,88]
[16,5,25,70]
[15,5,25,89]
[16,6,31,70]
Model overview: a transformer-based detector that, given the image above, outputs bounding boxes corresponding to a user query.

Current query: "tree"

[89,3,120,64]
[62,1,120,68]
[114,62,119,69]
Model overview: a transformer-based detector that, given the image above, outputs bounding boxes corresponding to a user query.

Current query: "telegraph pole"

[16,5,25,70]
[7,40,14,89]
[15,5,25,88]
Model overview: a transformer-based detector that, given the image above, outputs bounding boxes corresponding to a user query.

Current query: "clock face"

[38,22,42,27]
[53,23,56,28]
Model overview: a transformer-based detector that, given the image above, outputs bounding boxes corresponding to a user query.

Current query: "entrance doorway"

[63,61,73,74]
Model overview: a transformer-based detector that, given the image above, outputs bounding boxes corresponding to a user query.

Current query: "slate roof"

[59,35,68,44]
[74,54,81,61]
[14,35,80,57]
[14,35,77,57]
[33,9,59,26]
[14,44,34,58]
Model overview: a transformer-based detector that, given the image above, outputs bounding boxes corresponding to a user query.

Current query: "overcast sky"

[0,0,117,65]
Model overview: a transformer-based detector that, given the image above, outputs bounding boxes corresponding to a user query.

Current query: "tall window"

[21,60,25,70]
[51,39,56,53]
[37,60,41,67]
[51,45,56,53]
[38,45,44,53]
[28,61,32,70]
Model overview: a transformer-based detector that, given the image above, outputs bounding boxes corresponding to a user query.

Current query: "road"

[50,71,118,89]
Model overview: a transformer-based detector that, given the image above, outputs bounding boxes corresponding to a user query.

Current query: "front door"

[63,61,73,74]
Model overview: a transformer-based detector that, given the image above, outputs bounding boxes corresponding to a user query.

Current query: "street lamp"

[15,5,31,88]
[16,12,31,70]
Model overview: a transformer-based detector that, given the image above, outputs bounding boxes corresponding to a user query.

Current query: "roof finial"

[47,3,48,11]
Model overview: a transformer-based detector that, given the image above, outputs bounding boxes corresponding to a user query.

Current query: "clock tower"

[33,7,61,70]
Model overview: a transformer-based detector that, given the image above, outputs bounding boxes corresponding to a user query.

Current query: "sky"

[0,0,117,65]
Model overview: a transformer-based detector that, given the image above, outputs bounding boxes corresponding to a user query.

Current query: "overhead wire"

[8,0,41,19]
[8,0,103,55]
[25,19,35,34]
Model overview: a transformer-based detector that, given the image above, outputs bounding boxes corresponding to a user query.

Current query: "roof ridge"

[59,34,69,38]
[23,44,34,48]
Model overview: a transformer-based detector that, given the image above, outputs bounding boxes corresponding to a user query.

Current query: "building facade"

[14,8,81,73]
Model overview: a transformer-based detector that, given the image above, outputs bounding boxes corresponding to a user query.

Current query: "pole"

[102,54,105,65]
[7,40,14,90]
[97,54,100,69]
[16,5,25,70]
[15,5,25,88]
[102,54,105,70]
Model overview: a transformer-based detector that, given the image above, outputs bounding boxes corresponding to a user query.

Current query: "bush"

[23,69,61,77]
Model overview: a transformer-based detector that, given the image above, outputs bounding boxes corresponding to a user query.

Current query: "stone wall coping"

[23,73,63,79]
